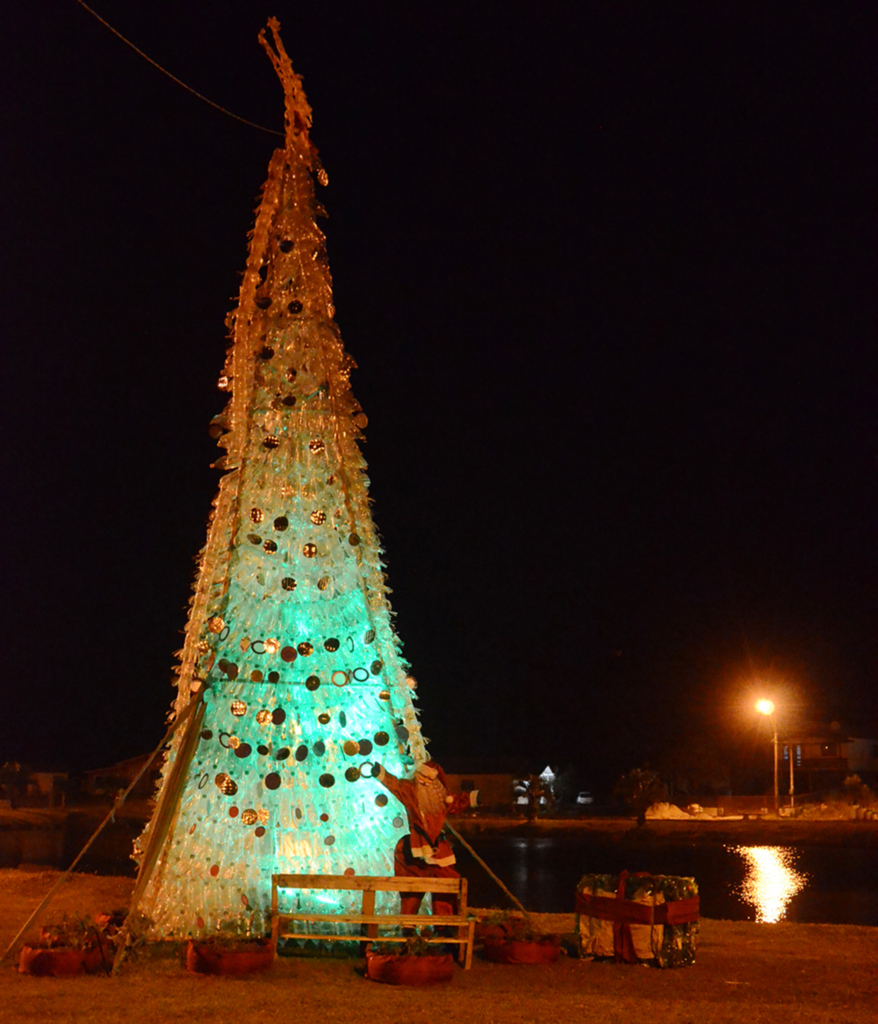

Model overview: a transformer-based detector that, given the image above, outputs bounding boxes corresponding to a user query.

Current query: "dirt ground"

[1,870,876,1024]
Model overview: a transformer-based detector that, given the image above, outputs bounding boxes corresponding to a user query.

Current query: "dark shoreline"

[451,814,878,850]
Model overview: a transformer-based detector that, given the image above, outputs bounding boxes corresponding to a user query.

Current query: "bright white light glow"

[733,846,807,923]
[756,699,775,716]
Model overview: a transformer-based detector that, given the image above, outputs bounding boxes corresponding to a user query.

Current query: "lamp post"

[789,746,795,809]
[756,699,779,811]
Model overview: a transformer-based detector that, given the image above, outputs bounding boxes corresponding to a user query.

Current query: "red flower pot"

[19,946,88,977]
[365,952,455,986]
[186,939,274,975]
[483,937,561,965]
[84,947,108,974]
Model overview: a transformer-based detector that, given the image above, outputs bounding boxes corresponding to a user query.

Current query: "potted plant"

[186,907,273,975]
[473,907,515,943]
[365,933,455,986]
[479,910,561,965]
[19,912,124,976]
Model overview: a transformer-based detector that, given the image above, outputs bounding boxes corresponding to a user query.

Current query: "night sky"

[3,3,877,789]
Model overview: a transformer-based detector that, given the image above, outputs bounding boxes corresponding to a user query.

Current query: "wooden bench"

[271,873,475,969]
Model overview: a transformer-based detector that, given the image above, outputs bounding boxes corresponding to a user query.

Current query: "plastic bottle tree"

[130,21,426,940]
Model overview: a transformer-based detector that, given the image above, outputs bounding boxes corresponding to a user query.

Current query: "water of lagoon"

[454,835,878,926]
[3,821,875,925]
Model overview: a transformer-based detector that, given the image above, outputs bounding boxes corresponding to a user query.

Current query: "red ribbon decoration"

[575,870,700,963]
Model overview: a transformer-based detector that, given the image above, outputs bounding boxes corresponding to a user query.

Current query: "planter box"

[365,952,454,986]
[576,871,699,968]
[19,946,106,977]
[482,937,560,965]
[186,939,274,975]
[473,920,510,943]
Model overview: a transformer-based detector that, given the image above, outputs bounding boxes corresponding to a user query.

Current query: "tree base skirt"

[365,952,455,985]
[482,938,561,965]
[186,939,274,975]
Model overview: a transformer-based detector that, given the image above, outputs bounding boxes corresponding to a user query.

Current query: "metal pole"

[772,718,779,812]
[112,694,206,973]
[0,701,198,966]
[443,820,527,914]
[789,737,795,809]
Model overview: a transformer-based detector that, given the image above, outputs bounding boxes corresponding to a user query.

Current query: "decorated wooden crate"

[575,870,699,968]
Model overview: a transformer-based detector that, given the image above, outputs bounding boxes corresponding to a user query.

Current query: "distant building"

[440,758,524,810]
[81,752,164,799]
[0,766,67,809]
[511,764,570,811]
[29,772,68,808]
[782,723,878,792]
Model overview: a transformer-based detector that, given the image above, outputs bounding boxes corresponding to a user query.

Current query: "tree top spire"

[259,18,325,178]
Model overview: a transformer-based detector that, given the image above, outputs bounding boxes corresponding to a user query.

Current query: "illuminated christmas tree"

[129,21,427,940]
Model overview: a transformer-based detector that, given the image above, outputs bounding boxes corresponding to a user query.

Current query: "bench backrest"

[272,873,461,894]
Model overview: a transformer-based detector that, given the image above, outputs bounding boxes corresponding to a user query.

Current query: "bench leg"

[457,879,468,966]
[464,920,475,970]
[361,890,377,954]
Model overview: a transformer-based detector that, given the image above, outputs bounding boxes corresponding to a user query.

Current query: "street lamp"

[755,699,794,812]
[756,699,778,810]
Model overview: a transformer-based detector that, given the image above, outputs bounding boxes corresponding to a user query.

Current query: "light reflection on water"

[454,835,877,923]
[731,846,808,922]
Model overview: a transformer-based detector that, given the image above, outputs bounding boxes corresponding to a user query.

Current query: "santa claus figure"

[375,759,478,917]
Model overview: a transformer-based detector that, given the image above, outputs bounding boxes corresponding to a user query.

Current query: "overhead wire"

[74,0,284,137]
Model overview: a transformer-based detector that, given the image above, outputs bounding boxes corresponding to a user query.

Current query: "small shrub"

[614,768,668,826]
